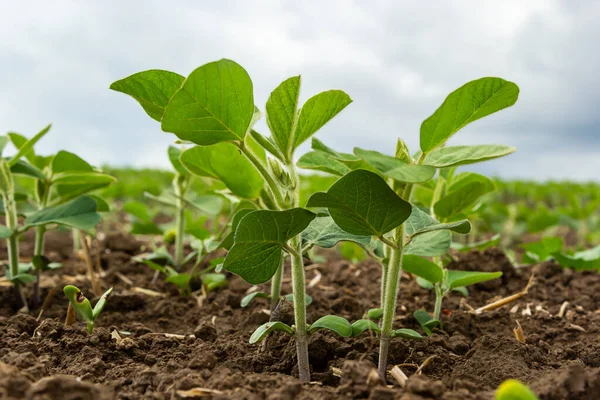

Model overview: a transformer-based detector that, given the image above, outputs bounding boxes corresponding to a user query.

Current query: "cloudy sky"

[0,1,598,180]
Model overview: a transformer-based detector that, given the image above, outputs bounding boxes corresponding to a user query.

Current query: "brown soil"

[1,231,599,399]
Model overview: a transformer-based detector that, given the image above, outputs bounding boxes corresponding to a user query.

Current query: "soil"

[1,231,599,399]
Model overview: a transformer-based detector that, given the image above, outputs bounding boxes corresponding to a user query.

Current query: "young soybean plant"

[5,130,115,306]
[302,78,519,378]
[64,285,113,334]
[111,59,354,382]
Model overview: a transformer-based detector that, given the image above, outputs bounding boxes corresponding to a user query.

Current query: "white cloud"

[0,0,597,180]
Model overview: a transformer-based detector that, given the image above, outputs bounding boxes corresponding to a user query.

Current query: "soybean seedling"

[111,59,359,382]
[495,379,538,400]
[63,285,113,334]
[301,77,519,378]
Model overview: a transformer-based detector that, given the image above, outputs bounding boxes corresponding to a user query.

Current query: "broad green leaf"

[391,329,423,340]
[168,146,188,175]
[52,151,93,173]
[552,245,600,271]
[293,90,352,149]
[353,148,436,183]
[8,124,51,167]
[186,195,224,216]
[124,201,151,222]
[496,379,538,400]
[223,208,316,284]
[131,222,163,235]
[0,225,12,238]
[6,272,36,284]
[453,286,469,297]
[10,160,46,180]
[308,315,352,337]
[312,138,363,163]
[250,321,294,344]
[250,130,285,162]
[302,215,371,249]
[416,276,434,290]
[306,170,411,236]
[402,255,443,284]
[219,208,255,250]
[180,143,264,199]
[109,70,185,121]
[404,207,452,257]
[92,287,113,319]
[351,319,380,337]
[434,173,495,219]
[165,273,191,292]
[340,242,367,263]
[88,195,110,212]
[52,172,116,186]
[413,310,440,336]
[7,133,36,164]
[144,191,176,208]
[144,260,167,274]
[420,77,519,153]
[446,270,502,289]
[241,291,270,307]
[266,76,300,159]
[297,151,351,176]
[521,236,563,263]
[405,205,471,241]
[24,196,101,231]
[423,145,516,168]
[162,59,254,145]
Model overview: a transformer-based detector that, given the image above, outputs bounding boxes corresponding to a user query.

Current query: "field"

[1,64,599,400]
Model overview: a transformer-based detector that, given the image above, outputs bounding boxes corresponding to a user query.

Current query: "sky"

[0,0,598,181]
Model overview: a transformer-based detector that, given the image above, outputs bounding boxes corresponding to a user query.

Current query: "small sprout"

[366,308,383,321]
[308,315,352,337]
[63,285,113,334]
[249,321,294,344]
[391,328,423,340]
[513,320,526,344]
[202,273,228,292]
[351,319,380,337]
[413,310,440,336]
[495,379,538,400]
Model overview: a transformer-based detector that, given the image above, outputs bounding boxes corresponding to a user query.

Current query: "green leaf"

[202,273,228,292]
[308,315,352,337]
[413,310,440,336]
[185,195,224,216]
[124,201,151,222]
[404,207,452,257]
[92,287,113,319]
[367,308,383,320]
[180,143,264,199]
[306,170,411,236]
[446,270,502,289]
[293,90,352,149]
[423,145,516,168]
[168,146,189,175]
[63,285,94,323]
[391,329,423,340]
[89,195,110,212]
[162,59,254,145]
[283,293,313,306]
[402,255,443,284]
[52,172,116,202]
[351,319,380,337]
[552,245,600,271]
[266,76,300,159]
[0,136,8,157]
[144,260,166,274]
[165,273,191,291]
[420,77,519,153]
[219,208,256,250]
[52,150,93,173]
[109,70,185,121]
[406,206,471,241]
[453,286,469,297]
[7,133,36,164]
[451,233,500,252]
[495,379,538,400]
[8,124,51,167]
[434,173,495,219]
[353,148,436,183]
[131,222,163,236]
[302,215,372,249]
[297,151,352,176]
[24,196,101,231]
[240,291,270,307]
[0,226,12,238]
[10,160,46,180]
[520,237,563,263]
[249,321,294,344]
[223,208,316,284]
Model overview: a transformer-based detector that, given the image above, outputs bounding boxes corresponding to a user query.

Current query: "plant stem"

[238,143,285,210]
[2,186,27,311]
[270,255,284,312]
[32,225,45,308]
[377,227,405,379]
[173,174,189,270]
[290,235,310,382]
[380,262,387,308]
[433,285,443,321]
[80,232,102,296]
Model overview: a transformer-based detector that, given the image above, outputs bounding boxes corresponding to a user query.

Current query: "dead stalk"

[64,303,76,327]
[558,301,569,318]
[415,355,436,375]
[513,320,526,343]
[390,365,408,387]
[36,288,57,321]
[475,274,535,314]
[80,231,102,296]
